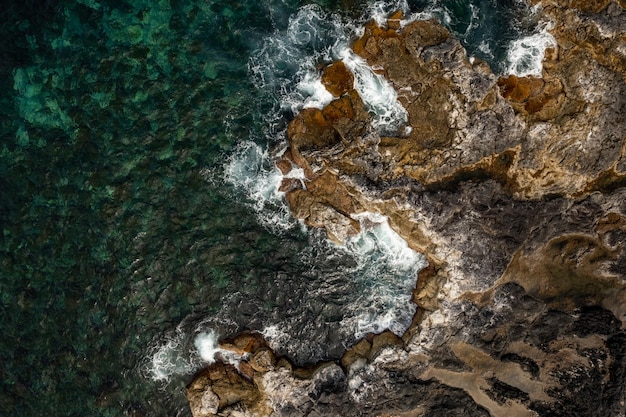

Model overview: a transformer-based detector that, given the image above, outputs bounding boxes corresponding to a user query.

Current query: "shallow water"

[0,1,550,415]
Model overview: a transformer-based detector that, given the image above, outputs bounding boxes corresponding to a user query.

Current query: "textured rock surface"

[188,2,626,416]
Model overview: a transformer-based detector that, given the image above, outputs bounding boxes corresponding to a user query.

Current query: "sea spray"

[340,212,427,338]
[149,327,246,382]
[505,26,556,77]
[194,331,245,366]
[298,72,335,110]
[148,211,427,369]
[223,141,297,234]
[194,331,221,363]
[337,46,408,135]
[148,327,198,382]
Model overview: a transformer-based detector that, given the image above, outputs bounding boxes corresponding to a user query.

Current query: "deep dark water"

[0,1,541,416]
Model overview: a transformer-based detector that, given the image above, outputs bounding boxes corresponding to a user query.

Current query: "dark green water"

[0,1,542,416]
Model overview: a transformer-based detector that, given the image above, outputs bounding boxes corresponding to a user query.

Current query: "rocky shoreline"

[187,1,626,416]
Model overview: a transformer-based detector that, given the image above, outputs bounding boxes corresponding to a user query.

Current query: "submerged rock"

[188,1,626,416]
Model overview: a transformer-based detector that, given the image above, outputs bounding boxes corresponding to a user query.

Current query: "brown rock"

[188,384,219,417]
[187,6,626,417]
[563,0,611,12]
[322,89,370,140]
[187,364,263,416]
[321,61,354,97]
[387,10,404,30]
[341,338,372,368]
[497,75,544,102]
[238,361,256,380]
[370,331,403,359]
[308,202,360,244]
[220,332,268,355]
[275,156,293,175]
[286,107,338,152]
[306,170,361,214]
[401,19,450,49]
[278,177,301,193]
[284,188,317,220]
[249,348,276,373]
[353,19,400,58]
[500,233,619,310]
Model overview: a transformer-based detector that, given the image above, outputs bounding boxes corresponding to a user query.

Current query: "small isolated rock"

[387,10,404,30]
[322,61,354,97]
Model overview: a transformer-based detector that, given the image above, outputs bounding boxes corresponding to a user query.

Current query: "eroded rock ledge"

[188,1,626,416]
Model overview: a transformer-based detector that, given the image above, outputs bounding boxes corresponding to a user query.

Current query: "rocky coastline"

[187,1,626,416]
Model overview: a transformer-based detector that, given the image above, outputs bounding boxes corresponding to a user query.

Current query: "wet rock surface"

[187,1,626,416]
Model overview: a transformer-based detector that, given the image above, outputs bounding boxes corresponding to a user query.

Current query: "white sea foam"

[223,140,296,233]
[368,0,449,29]
[339,212,427,338]
[194,331,246,366]
[194,330,220,363]
[147,328,196,382]
[298,72,334,109]
[256,213,427,360]
[337,47,408,135]
[148,327,245,382]
[250,4,409,135]
[249,5,340,118]
[237,4,414,234]
[368,0,410,26]
[261,324,292,353]
[505,25,556,77]
[232,1,427,345]
[478,40,494,59]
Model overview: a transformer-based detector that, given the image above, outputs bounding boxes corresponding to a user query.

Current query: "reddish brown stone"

[321,61,354,97]
[306,170,360,214]
[497,75,545,102]
[287,108,339,152]
[249,348,276,372]
[284,189,316,220]
[322,94,355,122]
[387,10,404,30]
[220,332,269,355]
[353,20,400,58]
[567,0,610,12]
[238,362,255,380]
[275,157,293,175]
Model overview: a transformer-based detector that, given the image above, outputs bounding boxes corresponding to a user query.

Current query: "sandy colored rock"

[341,338,372,368]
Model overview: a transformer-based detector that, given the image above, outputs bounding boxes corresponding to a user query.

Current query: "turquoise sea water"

[1,1,543,416]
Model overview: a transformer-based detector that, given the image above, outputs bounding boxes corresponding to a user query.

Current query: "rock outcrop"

[188,1,626,416]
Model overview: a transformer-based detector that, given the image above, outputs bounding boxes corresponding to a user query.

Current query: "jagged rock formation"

[187,1,626,416]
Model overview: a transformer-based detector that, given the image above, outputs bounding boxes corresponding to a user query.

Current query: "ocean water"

[0,1,552,416]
